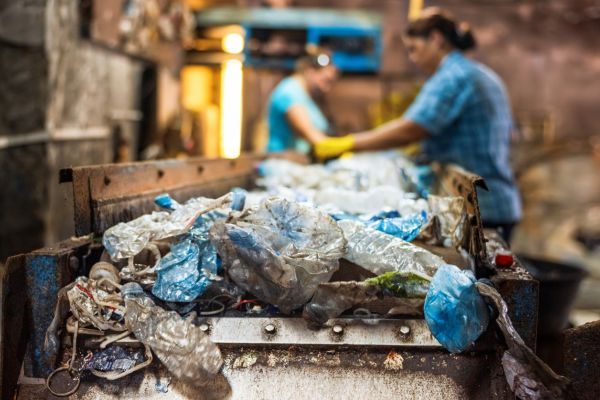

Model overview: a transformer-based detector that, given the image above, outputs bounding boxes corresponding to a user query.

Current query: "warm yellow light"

[222,32,245,54]
[408,0,424,20]
[220,59,243,159]
[181,66,212,112]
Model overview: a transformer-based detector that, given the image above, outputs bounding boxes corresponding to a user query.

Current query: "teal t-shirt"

[267,77,330,153]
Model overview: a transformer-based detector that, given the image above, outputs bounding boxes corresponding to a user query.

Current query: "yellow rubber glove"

[314,135,355,160]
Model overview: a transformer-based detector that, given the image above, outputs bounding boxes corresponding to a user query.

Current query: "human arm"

[285,104,328,144]
[351,118,429,151]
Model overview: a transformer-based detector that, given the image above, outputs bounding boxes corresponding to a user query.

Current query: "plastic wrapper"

[475,282,573,400]
[304,271,430,325]
[367,210,428,242]
[67,277,125,331]
[257,159,353,190]
[103,192,239,260]
[84,346,145,372]
[423,264,489,353]
[314,186,427,216]
[303,281,380,325]
[122,283,223,385]
[338,220,444,278]
[210,197,347,313]
[427,195,466,247]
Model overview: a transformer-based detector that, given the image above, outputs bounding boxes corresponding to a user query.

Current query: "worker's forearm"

[352,118,423,151]
[302,129,328,145]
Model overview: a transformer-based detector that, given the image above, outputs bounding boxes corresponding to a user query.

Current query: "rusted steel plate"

[203,317,442,348]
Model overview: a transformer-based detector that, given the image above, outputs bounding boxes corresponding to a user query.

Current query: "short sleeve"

[404,74,474,136]
[272,80,306,114]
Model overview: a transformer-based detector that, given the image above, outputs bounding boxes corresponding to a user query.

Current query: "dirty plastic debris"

[67,277,126,332]
[211,197,347,313]
[151,238,217,302]
[338,220,444,278]
[304,271,430,325]
[103,192,239,260]
[304,281,380,325]
[364,271,431,298]
[367,210,427,242]
[424,264,489,353]
[475,282,574,400]
[122,282,223,385]
[85,346,145,373]
[427,195,466,247]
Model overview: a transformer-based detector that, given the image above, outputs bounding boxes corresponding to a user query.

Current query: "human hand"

[314,135,355,160]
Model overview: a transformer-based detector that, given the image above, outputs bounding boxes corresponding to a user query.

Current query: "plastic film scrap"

[123,283,223,386]
[210,197,347,313]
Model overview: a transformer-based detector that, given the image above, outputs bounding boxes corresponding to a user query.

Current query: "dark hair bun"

[455,23,476,50]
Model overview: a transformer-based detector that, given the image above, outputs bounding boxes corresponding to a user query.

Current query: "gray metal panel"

[205,317,442,348]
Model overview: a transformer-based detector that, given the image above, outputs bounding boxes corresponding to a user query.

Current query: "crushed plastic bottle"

[338,220,444,278]
[423,264,489,353]
[122,282,223,386]
[210,197,347,313]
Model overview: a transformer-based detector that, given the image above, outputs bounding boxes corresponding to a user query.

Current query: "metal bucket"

[519,255,588,335]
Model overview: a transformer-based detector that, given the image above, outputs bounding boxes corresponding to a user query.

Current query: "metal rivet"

[264,324,276,334]
[399,325,410,335]
[199,323,210,332]
[332,325,344,334]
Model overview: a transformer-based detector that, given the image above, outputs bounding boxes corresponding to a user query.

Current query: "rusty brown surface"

[564,320,600,400]
[0,255,29,400]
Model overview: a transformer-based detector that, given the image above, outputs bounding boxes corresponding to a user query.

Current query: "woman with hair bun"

[316,8,521,241]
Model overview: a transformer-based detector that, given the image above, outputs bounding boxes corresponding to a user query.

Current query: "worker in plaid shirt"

[316,8,521,241]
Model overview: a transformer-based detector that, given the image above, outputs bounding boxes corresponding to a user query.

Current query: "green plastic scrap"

[364,271,431,298]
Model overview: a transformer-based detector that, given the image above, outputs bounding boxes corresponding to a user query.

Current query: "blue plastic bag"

[424,264,489,353]
[367,210,427,242]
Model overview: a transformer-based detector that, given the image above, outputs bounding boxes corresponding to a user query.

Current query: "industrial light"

[220,59,243,159]
[222,32,245,54]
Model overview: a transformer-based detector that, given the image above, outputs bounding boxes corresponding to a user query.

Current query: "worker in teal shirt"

[267,50,339,154]
[315,8,521,241]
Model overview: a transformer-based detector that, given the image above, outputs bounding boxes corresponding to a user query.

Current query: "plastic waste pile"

[43,151,566,399]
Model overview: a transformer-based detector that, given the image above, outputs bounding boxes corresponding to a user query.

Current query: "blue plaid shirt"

[404,51,521,224]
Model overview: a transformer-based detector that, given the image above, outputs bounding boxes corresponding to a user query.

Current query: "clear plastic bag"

[427,195,466,247]
[122,283,223,386]
[338,220,444,278]
[103,192,240,260]
[210,197,347,313]
[423,264,489,353]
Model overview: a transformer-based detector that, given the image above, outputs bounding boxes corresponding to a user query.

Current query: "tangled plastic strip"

[69,282,127,332]
[119,243,162,285]
[46,320,82,397]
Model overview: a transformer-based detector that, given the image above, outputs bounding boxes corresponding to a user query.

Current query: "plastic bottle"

[122,283,223,385]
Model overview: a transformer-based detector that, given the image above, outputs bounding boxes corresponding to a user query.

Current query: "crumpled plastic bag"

[424,264,489,353]
[338,220,444,278]
[210,197,347,313]
[103,192,243,260]
[367,210,428,242]
[151,210,222,302]
[123,283,223,386]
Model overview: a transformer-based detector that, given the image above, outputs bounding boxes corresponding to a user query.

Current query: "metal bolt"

[264,323,276,334]
[332,324,344,335]
[399,325,411,335]
[199,323,210,333]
